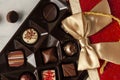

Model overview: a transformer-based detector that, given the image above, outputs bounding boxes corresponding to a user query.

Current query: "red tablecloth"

[80,0,120,80]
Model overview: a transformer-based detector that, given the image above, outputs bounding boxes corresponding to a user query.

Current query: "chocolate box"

[0,0,88,80]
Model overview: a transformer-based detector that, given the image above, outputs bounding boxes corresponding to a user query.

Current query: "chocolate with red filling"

[42,70,56,80]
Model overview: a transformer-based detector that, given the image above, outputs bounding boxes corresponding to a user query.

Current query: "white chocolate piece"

[22,28,38,44]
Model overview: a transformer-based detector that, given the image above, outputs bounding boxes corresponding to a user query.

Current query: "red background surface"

[80,0,120,80]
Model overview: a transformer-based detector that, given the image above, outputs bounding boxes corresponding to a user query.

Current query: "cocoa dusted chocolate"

[22,28,38,44]
[7,50,25,67]
[7,10,19,23]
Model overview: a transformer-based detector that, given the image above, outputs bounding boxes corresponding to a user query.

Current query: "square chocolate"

[42,69,56,80]
[38,66,60,80]
[7,50,25,67]
[62,63,77,77]
[42,47,58,64]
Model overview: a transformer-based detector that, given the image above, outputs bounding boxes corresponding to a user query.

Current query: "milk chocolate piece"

[42,48,57,64]
[7,50,25,67]
[7,11,19,23]
[62,63,77,77]
[22,28,38,44]
[42,70,56,80]
[19,72,36,80]
[63,42,77,56]
[42,2,59,22]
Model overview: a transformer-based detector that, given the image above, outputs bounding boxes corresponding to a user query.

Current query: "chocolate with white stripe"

[7,50,25,67]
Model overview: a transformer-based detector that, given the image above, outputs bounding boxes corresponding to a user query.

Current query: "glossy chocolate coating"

[42,3,59,22]
[7,50,25,67]
[62,63,77,77]
[42,48,57,64]
[7,11,19,23]
[63,42,77,56]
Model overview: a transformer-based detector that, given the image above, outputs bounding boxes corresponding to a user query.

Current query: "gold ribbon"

[62,0,120,70]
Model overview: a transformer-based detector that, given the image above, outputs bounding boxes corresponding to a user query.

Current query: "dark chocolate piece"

[7,50,25,67]
[42,2,59,22]
[7,11,19,23]
[42,47,57,64]
[19,72,36,80]
[14,40,33,56]
[42,70,56,80]
[22,28,38,44]
[62,63,77,77]
[0,74,8,80]
[63,42,77,56]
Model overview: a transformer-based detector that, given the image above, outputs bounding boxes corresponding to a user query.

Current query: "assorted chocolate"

[42,47,57,64]
[42,2,59,22]
[63,41,77,56]
[7,10,19,23]
[42,69,56,80]
[7,50,25,67]
[0,0,88,80]
[62,63,77,77]
[22,28,39,45]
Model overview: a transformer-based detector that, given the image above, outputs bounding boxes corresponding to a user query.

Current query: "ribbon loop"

[61,0,120,71]
[78,38,100,70]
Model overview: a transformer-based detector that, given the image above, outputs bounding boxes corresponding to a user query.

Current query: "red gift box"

[79,0,120,80]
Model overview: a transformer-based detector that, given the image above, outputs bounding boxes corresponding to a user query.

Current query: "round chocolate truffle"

[7,10,19,23]
[63,42,77,56]
[42,2,59,22]
[22,28,38,44]
[19,72,36,80]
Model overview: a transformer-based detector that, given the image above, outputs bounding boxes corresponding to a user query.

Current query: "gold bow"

[62,0,120,70]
